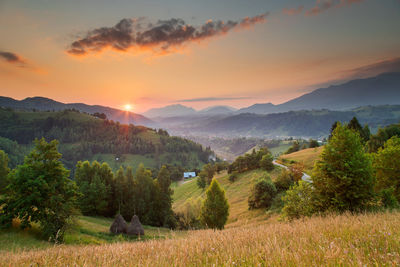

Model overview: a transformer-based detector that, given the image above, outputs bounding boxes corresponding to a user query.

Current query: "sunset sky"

[1,0,399,113]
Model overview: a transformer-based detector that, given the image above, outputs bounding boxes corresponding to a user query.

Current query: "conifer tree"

[200,178,229,230]
[0,150,10,193]
[312,123,375,212]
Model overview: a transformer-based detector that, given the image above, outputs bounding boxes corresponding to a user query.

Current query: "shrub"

[260,153,274,171]
[274,169,294,192]
[229,171,238,183]
[379,187,399,210]
[373,136,400,202]
[176,197,203,230]
[248,178,277,210]
[281,181,315,220]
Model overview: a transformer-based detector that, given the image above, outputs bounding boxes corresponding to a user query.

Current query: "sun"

[124,104,133,111]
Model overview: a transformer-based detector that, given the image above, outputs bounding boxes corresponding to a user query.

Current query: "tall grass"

[2,212,399,266]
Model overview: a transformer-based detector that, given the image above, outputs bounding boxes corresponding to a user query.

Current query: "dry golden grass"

[279,146,324,173]
[2,211,400,266]
[173,169,281,227]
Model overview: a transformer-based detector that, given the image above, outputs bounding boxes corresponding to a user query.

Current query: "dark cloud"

[67,13,268,56]
[340,57,400,79]
[300,57,400,93]
[305,0,365,16]
[177,97,252,102]
[0,51,26,65]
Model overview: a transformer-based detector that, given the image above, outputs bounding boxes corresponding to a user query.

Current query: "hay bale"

[126,215,145,236]
[110,214,127,234]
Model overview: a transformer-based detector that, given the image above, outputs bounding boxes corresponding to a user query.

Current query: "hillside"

[279,146,324,173]
[0,108,213,171]
[2,212,399,266]
[164,105,400,138]
[0,215,177,252]
[238,72,400,114]
[173,168,283,227]
[0,96,154,127]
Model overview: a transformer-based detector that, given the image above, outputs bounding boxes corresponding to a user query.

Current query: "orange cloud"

[67,14,268,57]
[305,0,365,16]
[282,6,304,16]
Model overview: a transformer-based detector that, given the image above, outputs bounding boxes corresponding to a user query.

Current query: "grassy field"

[0,216,179,252]
[2,212,400,266]
[173,168,283,227]
[90,153,158,172]
[279,146,324,173]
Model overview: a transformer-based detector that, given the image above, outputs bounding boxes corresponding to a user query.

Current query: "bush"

[176,197,203,230]
[260,153,274,171]
[373,136,400,202]
[248,178,277,210]
[228,171,238,183]
[281,181,315,220]
[379,187,399,210]
[274,169,294,192]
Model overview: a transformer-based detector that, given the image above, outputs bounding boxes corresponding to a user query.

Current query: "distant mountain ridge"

[237,72,400,114]
[144,104,236,118]
[166,105,400,138]
[144,72,400,118]
[0,96,154,127]
[143,104,197,118]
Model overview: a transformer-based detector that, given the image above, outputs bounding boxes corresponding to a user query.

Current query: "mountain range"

[0,96,154,127]
[145,72,400,118]
[143,104,236,118]
[1,72,399,137]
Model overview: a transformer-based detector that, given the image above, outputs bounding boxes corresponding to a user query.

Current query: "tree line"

[0,108,214,170]
[0,139,174,242]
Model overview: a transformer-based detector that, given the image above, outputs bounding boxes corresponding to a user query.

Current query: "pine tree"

[134,164,153,224]
[123,166,136,219]
[200,178,229,230]
[312,123,375,212]
[197,172,206,189]
[114,166,125,214]
[0,150,10,193]
[155,166,174,227]
[75,161,108,216]
[0,138,78,243]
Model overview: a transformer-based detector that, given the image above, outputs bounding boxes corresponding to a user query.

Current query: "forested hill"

[0,108,214,171]
[0,96,154,127]
[168,105,400,138]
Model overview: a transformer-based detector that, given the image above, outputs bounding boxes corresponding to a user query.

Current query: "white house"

[183,172,196,179]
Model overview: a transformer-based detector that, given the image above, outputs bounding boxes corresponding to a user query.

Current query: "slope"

[2,212,400,266]
[0,108,213,171]
[279,146,324,173]
[0,96,154,127]
[173,168,283,228]
[237,72,400,114]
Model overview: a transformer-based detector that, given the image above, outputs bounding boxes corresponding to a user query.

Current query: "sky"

[0,0,400,113]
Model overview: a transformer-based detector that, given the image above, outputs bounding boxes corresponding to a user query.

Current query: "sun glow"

[124,104,133,111]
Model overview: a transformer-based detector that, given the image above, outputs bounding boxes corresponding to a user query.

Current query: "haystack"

[110,214,127,234]
[126,215,145,236]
